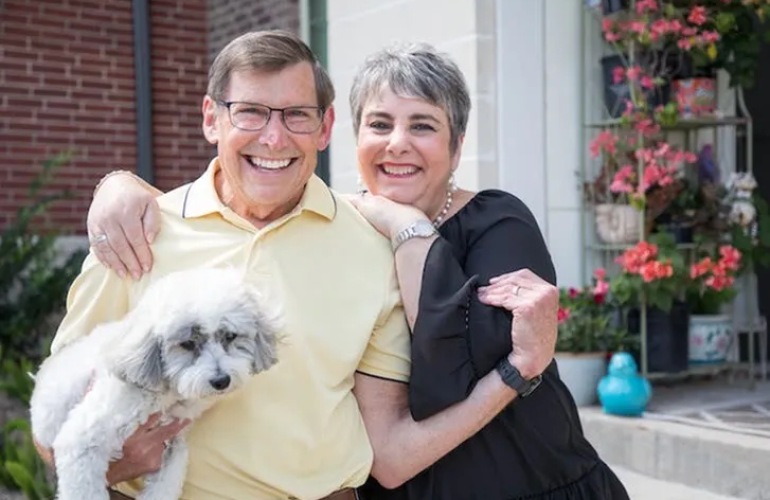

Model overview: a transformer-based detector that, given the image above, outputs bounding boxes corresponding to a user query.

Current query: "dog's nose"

[209,374,231,391]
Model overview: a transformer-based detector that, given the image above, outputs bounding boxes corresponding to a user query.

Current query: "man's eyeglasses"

[217,101,325,134]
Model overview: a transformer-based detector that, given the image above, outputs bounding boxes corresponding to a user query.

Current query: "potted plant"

[675,0,770,89]
[610,233,691,372]
[587,127,695,244]
[598,1,722,118]
[686,243,742,363]
[556,268,629,406]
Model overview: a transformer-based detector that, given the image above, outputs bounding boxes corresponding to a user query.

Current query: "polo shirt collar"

[182,157,337,221]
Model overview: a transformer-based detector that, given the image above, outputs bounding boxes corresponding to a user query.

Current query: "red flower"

[557,307,571,324]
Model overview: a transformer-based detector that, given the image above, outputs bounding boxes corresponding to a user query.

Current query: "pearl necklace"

[432,189,454,227]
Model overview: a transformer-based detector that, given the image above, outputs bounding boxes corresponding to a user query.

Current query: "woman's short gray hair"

[349,43,471,154]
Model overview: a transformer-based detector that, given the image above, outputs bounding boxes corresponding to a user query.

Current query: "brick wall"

[149,0,210,191]
[207,0,299,62]
[0,0,209,234]
[0,0,300,235]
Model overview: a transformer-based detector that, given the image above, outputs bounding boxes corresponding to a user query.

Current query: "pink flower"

[594,267,607,281]
[613,66,626,84]
[688,6,708,26]
[557,307,571,324]
[636,0,658,14]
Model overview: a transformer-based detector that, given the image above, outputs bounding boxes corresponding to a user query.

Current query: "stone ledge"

[581,407,770,500]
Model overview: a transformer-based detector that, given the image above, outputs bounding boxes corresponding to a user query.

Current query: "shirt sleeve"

[356,261,412,383]
[50,253,130,354]
[409,199,556,420]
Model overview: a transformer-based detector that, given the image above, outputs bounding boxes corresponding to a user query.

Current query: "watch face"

[521,375,543,397]
[413,220,437,237]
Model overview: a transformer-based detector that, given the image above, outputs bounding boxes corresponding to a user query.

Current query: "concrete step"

[581,407,770,500]
[611,465,741,500]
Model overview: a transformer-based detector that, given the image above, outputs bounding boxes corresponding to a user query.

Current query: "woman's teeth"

[381,165,418,176]
[247,157,292,170]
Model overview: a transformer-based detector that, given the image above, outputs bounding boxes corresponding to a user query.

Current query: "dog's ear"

[242,287,282,374]
[249,310,281,374]
[107,315,166,392]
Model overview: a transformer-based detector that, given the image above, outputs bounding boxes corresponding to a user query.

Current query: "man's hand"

[477,268,558,379]
[105,413,189,486]
[87,172,161,280]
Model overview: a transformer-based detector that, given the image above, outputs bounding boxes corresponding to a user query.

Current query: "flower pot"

[594,204,641,245]
[627,302,690,373]
[555,352,607,406]
[672,77,716,119]
[658,222,693,244]
[689,314,732,364]
[601,0,628,14]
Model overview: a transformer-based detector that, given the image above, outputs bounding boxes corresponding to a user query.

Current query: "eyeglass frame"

[216,100,326,134]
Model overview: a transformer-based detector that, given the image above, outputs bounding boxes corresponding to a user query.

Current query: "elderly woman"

[85,43,627,499]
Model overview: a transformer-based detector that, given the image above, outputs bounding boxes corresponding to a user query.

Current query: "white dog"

[29,267,281,500]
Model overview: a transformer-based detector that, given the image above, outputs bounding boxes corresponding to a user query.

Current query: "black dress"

[360,190,629,500]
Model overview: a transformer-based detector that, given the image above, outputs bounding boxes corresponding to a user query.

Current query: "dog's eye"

[224,331,237,343]
[179,340,196,351]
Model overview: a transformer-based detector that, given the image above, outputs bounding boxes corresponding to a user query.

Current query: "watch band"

[495,357,542,398]
[391,220,437,251]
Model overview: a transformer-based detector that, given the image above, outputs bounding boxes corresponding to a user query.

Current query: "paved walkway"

[613,465,742,500]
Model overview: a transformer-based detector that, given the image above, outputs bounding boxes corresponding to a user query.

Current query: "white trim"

[299,0,311,43]
[495,0,547,232]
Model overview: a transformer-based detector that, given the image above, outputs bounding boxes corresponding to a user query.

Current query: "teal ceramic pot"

[597,352,652,417]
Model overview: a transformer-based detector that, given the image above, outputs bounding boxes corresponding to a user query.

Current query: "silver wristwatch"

[391,220,437,251]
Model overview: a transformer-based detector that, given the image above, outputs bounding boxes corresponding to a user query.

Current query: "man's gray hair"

[208,30,335,109]
[349,42,471,154]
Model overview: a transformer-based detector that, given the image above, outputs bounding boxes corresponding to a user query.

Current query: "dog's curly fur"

[30,267,281,500]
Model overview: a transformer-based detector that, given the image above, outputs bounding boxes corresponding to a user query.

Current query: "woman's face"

[356,86,463,219]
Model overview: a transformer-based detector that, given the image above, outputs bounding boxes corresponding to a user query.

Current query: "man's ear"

[317,105,335,151]
[202,95,219,145]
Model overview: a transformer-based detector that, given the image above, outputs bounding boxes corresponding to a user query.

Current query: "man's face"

[202,63,334,223]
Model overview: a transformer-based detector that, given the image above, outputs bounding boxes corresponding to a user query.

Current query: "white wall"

[323,0,586,286]
[497,0,584,287]
[324,0,498,194]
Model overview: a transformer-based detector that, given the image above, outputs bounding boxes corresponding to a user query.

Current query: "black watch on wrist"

[496,357,542,398]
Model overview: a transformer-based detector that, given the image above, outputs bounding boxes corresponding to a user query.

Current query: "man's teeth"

[382,165,418,175]
[248,157,292,169]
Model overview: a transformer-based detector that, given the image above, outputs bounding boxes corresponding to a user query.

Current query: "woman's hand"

[477,269,558,380]
[346,193,429,240]
[87,173,161,280]
[106,413,189,486]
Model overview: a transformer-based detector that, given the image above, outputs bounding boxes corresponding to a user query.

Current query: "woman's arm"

[86,172,164,279]
[408,194,557,419]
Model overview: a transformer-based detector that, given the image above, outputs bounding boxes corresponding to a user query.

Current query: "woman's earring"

[449,173,457,192]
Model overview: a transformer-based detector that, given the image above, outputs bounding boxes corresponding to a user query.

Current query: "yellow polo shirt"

[51,159,411,500]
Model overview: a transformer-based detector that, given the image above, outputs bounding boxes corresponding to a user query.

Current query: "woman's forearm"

[393,235,437,330]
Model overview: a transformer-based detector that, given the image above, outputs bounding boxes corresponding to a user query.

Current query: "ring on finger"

[91,233,108,245]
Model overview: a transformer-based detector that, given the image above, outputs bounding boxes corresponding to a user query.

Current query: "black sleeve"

[409,195,556,420]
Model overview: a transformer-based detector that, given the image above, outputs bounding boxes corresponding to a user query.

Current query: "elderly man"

[38,31,557,500]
